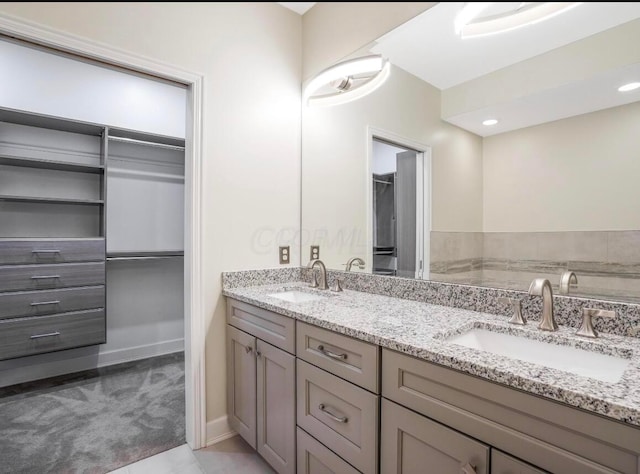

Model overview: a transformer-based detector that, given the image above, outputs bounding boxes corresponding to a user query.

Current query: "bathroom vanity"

[224,272,640,474]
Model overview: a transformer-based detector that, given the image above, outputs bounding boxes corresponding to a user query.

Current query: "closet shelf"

[0,155,104,174]
[0,195,104,205]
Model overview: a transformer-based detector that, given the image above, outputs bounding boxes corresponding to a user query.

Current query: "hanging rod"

[106,251,184,261]
[108,135,185,151]
[373,179,393,185]
[107,167,185,181]
[106,255,183,261]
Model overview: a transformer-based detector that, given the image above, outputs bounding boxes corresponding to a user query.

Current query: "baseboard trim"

[0,338,184,388]
[206,415,236,447]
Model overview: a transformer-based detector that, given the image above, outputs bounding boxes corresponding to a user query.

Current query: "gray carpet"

[0,352,185,474]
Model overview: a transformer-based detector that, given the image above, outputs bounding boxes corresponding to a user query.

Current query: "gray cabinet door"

[491,450,547,474]
[297,427,360,474]
[381,398,489,474]
[226,324,257,449]
[256,339,296,474]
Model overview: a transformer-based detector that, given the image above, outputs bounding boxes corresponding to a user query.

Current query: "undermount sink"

[268,290,328,303]
[446,328,630,384]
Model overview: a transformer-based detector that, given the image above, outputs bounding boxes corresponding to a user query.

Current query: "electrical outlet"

[279,246,290,265]
[310,245,320,261]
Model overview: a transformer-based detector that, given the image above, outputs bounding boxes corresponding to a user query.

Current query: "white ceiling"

[370,2,640,137]
[278,2,316,15]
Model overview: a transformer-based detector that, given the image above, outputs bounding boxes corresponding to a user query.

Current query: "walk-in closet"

[0,35,188,473]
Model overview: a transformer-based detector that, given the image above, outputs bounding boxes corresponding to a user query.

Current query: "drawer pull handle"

[318,404,348,423]
[30,300,61,307]
[460,462,476,474]
[31,275,61,280]
[30,331,61,339]
[317,345,347,360]
[32,250,61,254]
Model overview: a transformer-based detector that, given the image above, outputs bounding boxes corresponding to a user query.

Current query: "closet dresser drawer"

[0,239,105,265]
[297,359,379,474]
[297,321,379,393]
[0,309,106,360]
[0,286,105,320]
[0,262,105,292]
[227,298,295,353]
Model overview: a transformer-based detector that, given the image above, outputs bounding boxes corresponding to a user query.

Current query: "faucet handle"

[330,277,344,292]
[498,297,526,325]
[577,308,616,338]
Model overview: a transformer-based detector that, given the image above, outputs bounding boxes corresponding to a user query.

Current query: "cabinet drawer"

[227,298,295,354]
[297,321,379,393]
[382,349,637,474]
[297,359,378,474]
[381,398,489,474]
[0,262,105,292]
[0,239,105,265]
[0,309,105,360]
[0,286,105,319]
[297,427,361,474]
[491,450,547,474]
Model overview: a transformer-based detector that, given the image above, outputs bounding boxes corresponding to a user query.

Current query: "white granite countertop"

[223,281,640,428]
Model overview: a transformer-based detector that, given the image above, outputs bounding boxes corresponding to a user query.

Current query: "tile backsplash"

[430,230,640,303]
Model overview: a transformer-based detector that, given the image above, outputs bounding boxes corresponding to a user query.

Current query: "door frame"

[366,126,432,279]
[0,14,207,448]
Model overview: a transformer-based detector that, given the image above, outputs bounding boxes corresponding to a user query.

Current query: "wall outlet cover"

[310,245,320,260]
[279,246,290,265]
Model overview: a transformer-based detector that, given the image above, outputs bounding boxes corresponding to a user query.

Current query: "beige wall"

[0,2,302,427]
[483,101,640,232]
[302,2,435,80]
[302,64,483,271]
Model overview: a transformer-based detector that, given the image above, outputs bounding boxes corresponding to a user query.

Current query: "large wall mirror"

[301,2,640,303]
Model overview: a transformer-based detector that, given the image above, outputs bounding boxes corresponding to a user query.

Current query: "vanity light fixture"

[455,2,582,39]
[618,82,640,92]
[482,118,499,126]
[304,54,391,107]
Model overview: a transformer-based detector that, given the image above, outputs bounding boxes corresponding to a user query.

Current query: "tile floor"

[108,435,274,474]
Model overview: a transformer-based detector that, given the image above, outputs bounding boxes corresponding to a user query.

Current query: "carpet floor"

[0,352,185,474]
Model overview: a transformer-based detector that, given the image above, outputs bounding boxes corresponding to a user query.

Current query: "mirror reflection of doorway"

[372,138,426,279]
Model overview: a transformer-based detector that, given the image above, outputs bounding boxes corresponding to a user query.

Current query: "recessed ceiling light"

[483,119,498,126]
[618,82,640,92]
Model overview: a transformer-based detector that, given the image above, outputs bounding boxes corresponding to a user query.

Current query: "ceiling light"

[304,55,390,107]
[618,82,640,92]
[483,119,499,126]
[456,2,582,39]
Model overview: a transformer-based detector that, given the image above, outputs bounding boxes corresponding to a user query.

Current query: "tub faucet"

[559,271,578,294]
[345,257,365,272]
[528,278,558,331]
[307,259,329,290]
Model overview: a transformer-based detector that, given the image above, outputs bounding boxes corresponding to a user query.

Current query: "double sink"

[267,287,631,384]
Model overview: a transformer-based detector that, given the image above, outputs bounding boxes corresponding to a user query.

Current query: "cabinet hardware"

[30,331,61,339]
[318,403,348,423]
[31,249,60,254]
[30,300,60,306]
[256,351,262,358]
[317,345,347,360]
[30,275,61,280]
[245,346,253,354]
[460,462,477,474]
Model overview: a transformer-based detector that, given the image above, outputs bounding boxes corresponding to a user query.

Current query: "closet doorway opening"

[368,130,431,280]
[0,15,205,453]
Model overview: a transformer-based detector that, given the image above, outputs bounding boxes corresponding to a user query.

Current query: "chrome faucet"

[345,257,365,272]
[528,278,558,331]
[559,271,578,294]
[307,259,329,290]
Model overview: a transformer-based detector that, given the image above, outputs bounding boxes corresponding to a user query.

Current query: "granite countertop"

[223,281,640,428]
